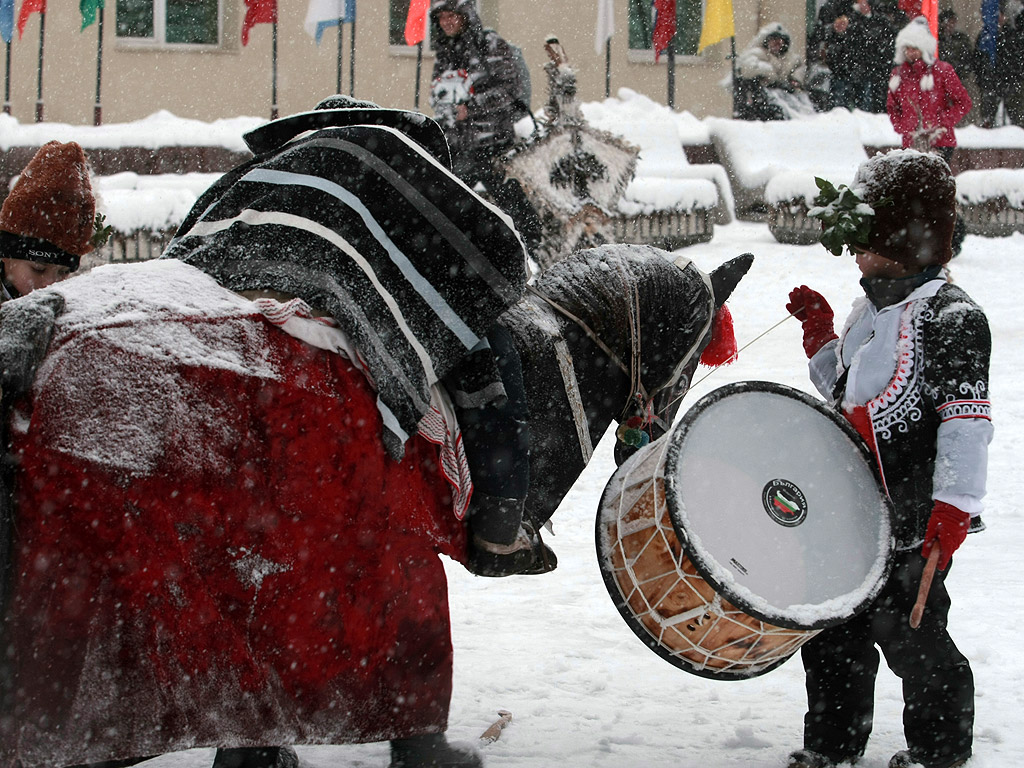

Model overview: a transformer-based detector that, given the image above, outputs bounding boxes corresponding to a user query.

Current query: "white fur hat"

[894,16,937,65]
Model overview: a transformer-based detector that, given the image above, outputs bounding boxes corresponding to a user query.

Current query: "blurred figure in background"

[734,22,808,120]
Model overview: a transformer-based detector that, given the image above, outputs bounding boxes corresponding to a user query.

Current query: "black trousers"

[456,323,531,544]
[800,550,974,766]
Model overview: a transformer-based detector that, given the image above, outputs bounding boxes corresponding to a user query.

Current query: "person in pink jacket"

[887,16,972,161]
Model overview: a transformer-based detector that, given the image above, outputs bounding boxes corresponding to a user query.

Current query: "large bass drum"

[597,381,894,680]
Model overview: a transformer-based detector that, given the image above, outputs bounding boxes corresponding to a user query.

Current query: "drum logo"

[761,479,808,527]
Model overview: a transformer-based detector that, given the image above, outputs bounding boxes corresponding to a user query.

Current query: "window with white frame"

[116,0,221,46]
[627,0,703,57]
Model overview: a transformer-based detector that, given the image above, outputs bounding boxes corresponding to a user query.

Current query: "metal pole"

[3,42,10,115]
[413,41,422,109]
[349,19,355,96]
[34,12,44,122]
[336,18,343,94]
[93,8,104,125]
[730,36,738,118]
[605,38,611,98]
[271,21,278,120]
[666,43,675,109]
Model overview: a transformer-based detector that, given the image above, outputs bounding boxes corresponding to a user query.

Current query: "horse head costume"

[0,98,750,768]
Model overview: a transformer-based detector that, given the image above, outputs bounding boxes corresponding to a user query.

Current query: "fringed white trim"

[921,73,934,91]
[890,74,901,92]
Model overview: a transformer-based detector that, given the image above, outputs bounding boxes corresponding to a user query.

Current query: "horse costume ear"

[709,252,753,309]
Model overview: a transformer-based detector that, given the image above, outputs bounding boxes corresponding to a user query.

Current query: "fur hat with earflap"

[890,17,938,92]
[0,141,97,271]
[854,149,956,269]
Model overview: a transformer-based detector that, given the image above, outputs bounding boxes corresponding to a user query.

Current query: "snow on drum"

[597,381,894,679]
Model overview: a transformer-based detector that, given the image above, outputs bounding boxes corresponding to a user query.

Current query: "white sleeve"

[807,338,840,401]
[932,417,993,516]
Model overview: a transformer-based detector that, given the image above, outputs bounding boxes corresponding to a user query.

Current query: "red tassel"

[700,304,738,367]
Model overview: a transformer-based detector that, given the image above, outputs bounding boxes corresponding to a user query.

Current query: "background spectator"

[974,0,1024,126]
[821,0,897,112]
[428,0,542,255]
[734,22,806,120]
[938,9,984,124]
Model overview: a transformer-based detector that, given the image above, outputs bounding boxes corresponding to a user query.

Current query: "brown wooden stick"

[480,710,513,743]
[910,546,941,629]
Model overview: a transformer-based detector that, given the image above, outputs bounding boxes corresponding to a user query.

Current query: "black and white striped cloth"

[164,113,528,460]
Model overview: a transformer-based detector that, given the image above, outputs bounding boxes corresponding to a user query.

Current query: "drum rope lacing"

[606,443,820,675]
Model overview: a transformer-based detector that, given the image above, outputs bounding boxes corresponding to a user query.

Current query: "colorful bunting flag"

[304,0,355,45]
[978,0,999,64]
[80,0,103,30]
[697,0,733,52]
[0,0,13,44]
[16,0,44,40]
[404,0,429,46]
[242,0,277,46]
[652,0,676,62]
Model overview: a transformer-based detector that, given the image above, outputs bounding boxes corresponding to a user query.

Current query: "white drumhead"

[664,381,893,629]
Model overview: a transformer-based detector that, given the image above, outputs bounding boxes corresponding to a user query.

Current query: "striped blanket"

[164,113,528,460]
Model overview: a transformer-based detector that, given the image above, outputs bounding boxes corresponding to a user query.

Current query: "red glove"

[787,285,838,359]
[922,501,971,571]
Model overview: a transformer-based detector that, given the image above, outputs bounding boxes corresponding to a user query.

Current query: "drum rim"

[663,380,894,632]
[595,477,797,681]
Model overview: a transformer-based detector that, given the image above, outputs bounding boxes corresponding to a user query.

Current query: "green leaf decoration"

[91,212,114,249]
[807,178,884,256]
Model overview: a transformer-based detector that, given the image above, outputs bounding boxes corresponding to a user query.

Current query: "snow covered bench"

[956,168,1024,237]
[583,89,730,249]
[85,171,222,266]
[707,111,870,242]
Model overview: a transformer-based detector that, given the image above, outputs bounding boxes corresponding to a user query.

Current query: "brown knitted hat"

[0,141,97,270]
[854,149,956,268]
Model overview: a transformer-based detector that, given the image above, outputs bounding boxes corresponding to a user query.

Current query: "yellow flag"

[697,0,734,52]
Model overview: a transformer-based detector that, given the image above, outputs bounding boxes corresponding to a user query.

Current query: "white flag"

[595,0,614,54]
[305,0,355,44]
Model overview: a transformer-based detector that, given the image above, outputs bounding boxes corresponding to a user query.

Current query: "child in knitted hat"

[0,141,99,300]
[784,149,991,768]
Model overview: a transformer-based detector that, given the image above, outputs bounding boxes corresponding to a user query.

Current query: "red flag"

[920,0,939,55]
[16,0,44,39]
[404,0,429,46]
[242,0,276,46]
[652,0,676,62]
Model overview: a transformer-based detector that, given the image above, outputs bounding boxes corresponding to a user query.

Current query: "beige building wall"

[1,0,984,128]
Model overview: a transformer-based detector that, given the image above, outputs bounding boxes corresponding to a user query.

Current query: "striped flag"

[241,0,276,46]
[16,0,44,39]
[697,0,733,52]
[652,0,676,61]
[304,0,355,45]
[404,0,429,46]
[594,0,614,55]
[0,0,13,43]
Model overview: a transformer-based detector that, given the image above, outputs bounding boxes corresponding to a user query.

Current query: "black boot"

[389,733,483,768]
[211,747,298,768]
[466,493,556,577]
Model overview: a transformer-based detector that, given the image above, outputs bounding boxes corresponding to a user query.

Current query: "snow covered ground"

[135,221,1023,768]
[5,99,1021,768]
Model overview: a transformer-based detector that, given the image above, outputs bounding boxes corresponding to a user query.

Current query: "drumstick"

[480,710,513,743]
[910,546,941,629]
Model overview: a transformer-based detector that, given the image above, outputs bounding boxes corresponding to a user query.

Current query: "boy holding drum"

[785,149,992,768]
